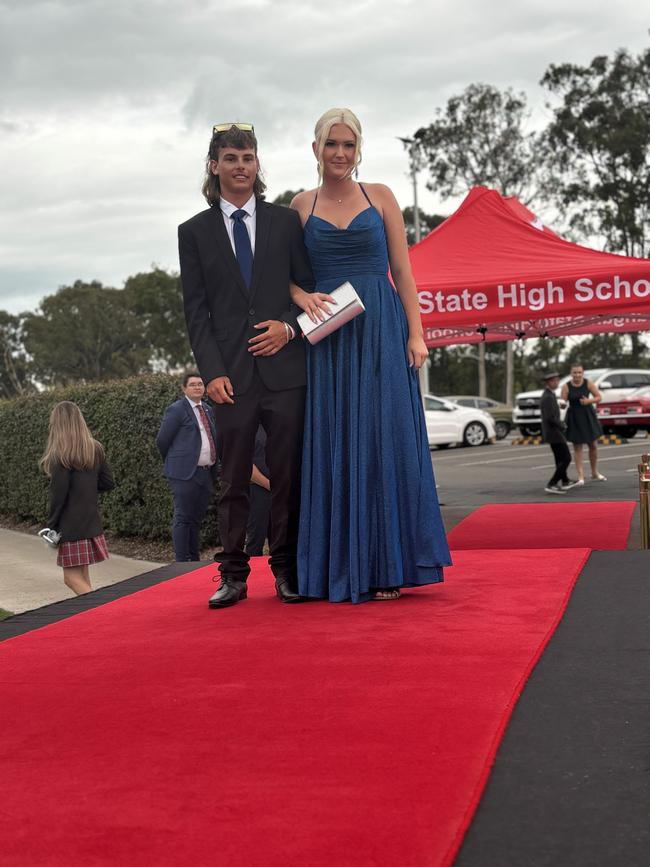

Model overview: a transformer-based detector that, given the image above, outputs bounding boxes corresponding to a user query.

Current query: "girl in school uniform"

[40,401,115,595]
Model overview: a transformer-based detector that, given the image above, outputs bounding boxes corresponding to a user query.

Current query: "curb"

[512,435,631,446]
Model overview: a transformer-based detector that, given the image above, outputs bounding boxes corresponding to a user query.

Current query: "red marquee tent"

[410,187,650,347]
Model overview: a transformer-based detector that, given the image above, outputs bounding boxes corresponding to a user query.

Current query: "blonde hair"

[40,401,104,476]
[313,108,363,181]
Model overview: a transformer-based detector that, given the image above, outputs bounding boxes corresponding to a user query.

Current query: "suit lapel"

[249,201,271,302]
[184,398,200,431]
[210,207,249,300]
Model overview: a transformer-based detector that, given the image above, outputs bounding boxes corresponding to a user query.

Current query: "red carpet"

[447,501,636,551]
[1,548,589,867]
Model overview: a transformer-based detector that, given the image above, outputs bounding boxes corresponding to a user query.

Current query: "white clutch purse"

[297,281,365,345]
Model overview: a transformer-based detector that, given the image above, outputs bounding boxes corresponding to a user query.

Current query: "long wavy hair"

[40,401,104,476]
[313,107,363,181]
[202,126,266,206]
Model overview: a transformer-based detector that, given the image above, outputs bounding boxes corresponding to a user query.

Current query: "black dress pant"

[245,483,271,556]
[548,441,572,486]
[211,369,305,586]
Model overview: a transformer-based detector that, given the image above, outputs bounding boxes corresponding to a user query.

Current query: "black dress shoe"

[275,578,303,604]
[208,579,247,609]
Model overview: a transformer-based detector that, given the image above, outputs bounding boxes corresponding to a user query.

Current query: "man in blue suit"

[156,372,218,561]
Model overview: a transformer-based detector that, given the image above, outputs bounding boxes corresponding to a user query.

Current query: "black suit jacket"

[47,459,115,543]
[178,200,314,395]
[540,388,567,444]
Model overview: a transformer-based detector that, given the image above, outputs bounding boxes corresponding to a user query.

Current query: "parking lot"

[432,434,646,545]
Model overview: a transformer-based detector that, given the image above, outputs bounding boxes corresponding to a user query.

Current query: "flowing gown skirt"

[297,207,451,603]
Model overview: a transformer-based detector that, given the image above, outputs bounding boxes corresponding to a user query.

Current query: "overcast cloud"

[1,0,648,313]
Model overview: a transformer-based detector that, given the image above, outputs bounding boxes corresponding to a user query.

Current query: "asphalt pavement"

[433,433,645,547]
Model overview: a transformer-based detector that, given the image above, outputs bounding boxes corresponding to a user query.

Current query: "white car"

[424,394,497,448]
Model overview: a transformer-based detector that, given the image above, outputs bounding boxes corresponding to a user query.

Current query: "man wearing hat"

[540,371,576,494]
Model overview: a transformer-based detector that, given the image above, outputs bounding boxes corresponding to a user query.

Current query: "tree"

[122,268,192,370]
[0,310,31,398]
[409,83,545,402]
[428,345,480,396]
[541,43,650,259]
[402,207,445,246]
[542,44,650,369]
[514,337,568,393]
[564,334,630,371]
[23,281,149,386]
[273,189,304,207]
[411,83,544,205]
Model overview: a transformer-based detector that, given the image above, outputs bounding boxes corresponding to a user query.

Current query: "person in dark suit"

[156,372,218,561]
[178,123,314,607]
[540,371,577,495]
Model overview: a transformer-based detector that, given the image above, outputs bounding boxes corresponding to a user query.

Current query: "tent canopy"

[410,187,650,346]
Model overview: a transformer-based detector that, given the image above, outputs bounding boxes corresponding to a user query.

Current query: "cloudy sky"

[1,0,648,314]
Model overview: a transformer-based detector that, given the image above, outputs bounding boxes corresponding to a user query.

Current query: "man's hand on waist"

[248,320,293,357]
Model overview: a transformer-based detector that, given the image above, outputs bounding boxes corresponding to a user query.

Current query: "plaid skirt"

[57,534,109,568]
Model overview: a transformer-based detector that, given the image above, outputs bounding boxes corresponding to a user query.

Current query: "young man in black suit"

[178,123,313,607]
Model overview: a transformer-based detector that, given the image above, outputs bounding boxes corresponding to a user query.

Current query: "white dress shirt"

[220,194,256,255]
[185,397,214,467]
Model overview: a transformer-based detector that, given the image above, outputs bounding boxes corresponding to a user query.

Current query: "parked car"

[513,368,650,436]
[424,394,497,448]
[446,395,513,439]
[598,385,650,437]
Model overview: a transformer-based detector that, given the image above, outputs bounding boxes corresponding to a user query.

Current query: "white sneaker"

[561,480,579,491]
[574,479,585,487]
[545,485,566,494]
[591,473,607,481]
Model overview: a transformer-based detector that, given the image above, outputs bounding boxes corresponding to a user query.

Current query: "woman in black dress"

[40,401,115,595]
[560,363,605,486]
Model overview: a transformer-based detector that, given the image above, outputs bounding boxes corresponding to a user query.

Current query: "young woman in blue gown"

[290,108,451,603]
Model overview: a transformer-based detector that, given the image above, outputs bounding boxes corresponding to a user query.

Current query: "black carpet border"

[0,561,202,642]
[454,549,650,867]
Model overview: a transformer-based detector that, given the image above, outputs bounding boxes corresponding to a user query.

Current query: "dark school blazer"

[156,397,218,481]
[47,459,115,542]
[178,199,314,395]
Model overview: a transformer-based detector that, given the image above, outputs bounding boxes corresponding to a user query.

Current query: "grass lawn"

[0,608,14,620]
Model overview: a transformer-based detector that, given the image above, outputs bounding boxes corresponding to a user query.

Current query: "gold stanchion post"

[639,454,650,549]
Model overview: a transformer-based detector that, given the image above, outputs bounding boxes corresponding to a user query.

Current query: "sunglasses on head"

[213,122,255,134]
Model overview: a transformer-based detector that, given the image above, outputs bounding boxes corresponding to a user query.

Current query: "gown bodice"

[304,207,389,283]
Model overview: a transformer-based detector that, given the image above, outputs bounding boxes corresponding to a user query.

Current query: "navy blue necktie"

[231,209,253,289]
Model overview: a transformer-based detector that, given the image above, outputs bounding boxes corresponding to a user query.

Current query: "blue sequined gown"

[297,191,451,603]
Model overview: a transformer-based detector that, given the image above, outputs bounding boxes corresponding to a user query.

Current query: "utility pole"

[398,136,422,243]
[505,340,514,406]
[399,136,428,395]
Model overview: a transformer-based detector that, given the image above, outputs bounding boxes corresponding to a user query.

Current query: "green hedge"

[0,373,219,545]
